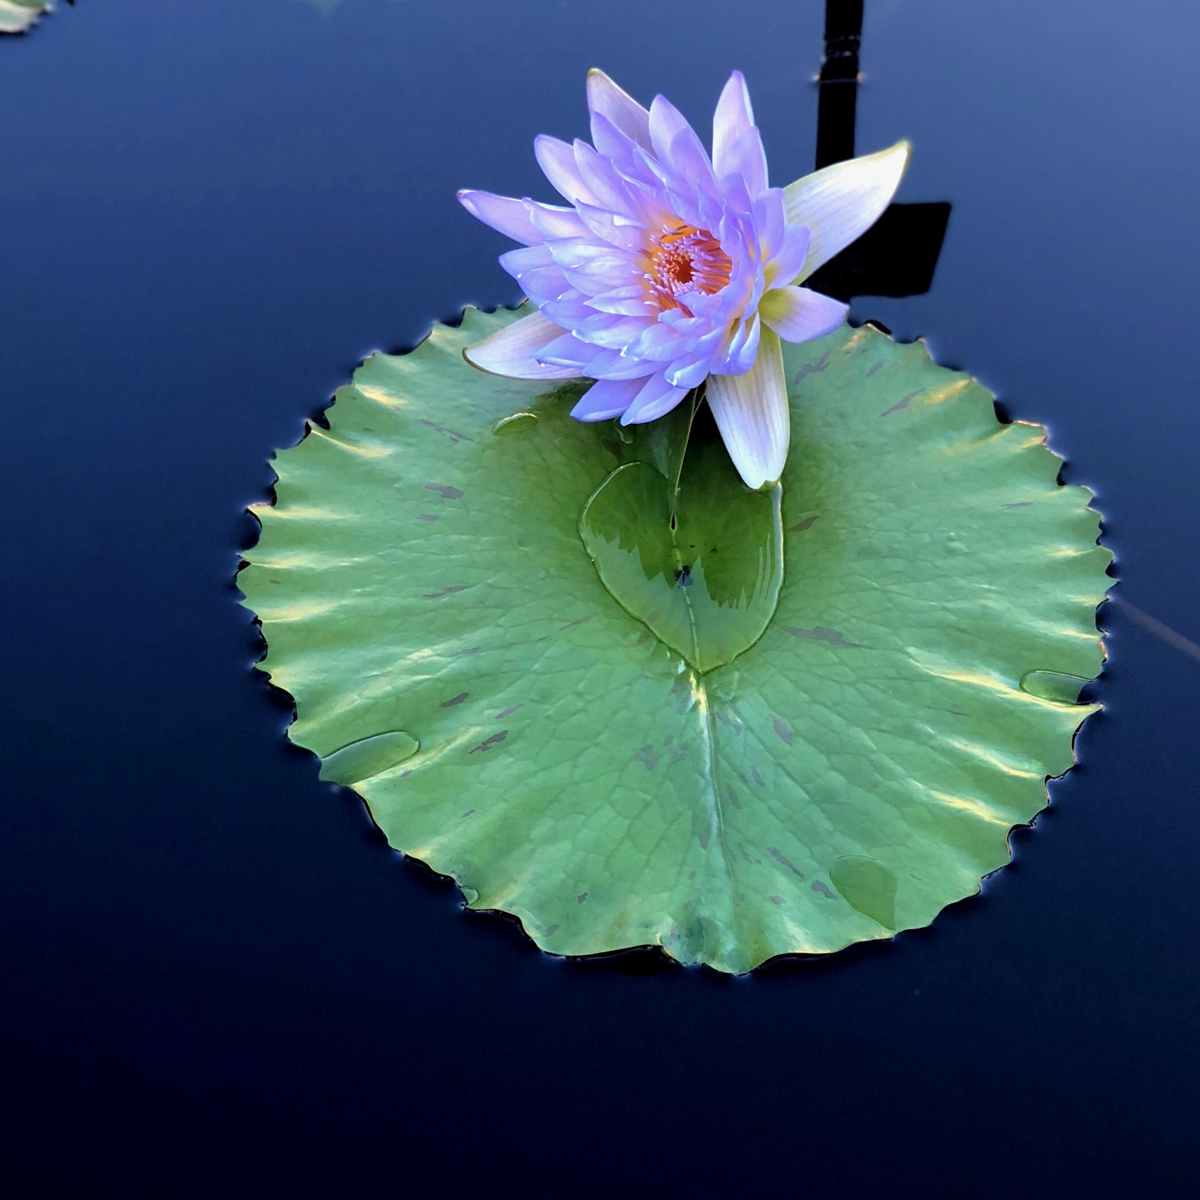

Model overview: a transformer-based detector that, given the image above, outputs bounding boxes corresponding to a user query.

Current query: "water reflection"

[808,0,951,302]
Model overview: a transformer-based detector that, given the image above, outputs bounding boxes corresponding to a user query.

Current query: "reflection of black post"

[808,0,951,303]
[815,0,862,169]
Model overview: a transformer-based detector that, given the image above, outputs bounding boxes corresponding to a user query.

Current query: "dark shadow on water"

[811,0,951,303]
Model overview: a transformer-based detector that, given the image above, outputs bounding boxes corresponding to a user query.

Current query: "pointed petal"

[665,126,718,197]
[585,283,657,317]
[718,124,769,197]
[534,135,599,206]
[766,222,811,286]
[584,348,662,380]
[540,289,594,325]
[587,69,652,151]
[712,71,755,179]
[573,139,642,218]
[618,373,691,425]
[724,311,762,375]
[706,327,788,490]
[526,204,590,241]
[497,245,570,305]
[664,355,711,391]
[782,140,911,282]
[760,285,847,343]
[457,190,543,245]
[753,188,787,260]
[570,376,643,421]
[571,312,649,349]
[587,110,641,173]
[463,311,583,380]
[648,94,692,164]
[531,329,576,359]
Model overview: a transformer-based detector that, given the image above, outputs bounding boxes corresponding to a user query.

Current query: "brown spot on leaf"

[461,809,475,818]
[769,895,785,906]
[634,745,660,771]
[425,483,463,499]
[451,646,480,657]
[865,361,884,378]
[880,389,922,417]
[812,880,836,899]
[1003,501,1032,509]
[420,418,474,443]
[577,893,588,904]
[769,847,805,879]
[469,730,508,754]
[440,692,468,708]
[787,515,819,533]
[793,351,830,383]
[772,716,793,746]
[545,924,559,936]
[727,785,742,810]
[417,514,439,522]
[494,704,522,719]
[559,615,594,632]
[423,585,470,600]
[782,625,863,648]
[752,768,765,787]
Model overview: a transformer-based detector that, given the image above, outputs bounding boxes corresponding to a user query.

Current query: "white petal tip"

[890,138,913,168]
[462,345,491,374]
[706,330,790,492]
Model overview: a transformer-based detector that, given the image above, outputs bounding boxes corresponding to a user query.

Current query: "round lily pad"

[240,305,1109,973]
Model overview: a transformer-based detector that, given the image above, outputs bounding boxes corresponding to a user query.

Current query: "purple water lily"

[458,70,909,489]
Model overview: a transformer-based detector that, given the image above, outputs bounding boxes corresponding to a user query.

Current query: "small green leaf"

[830,856,899,931]
[1019,670,1089,705]
[580,419,783,673]
[319,731,420,787]
[242,306,1109,973]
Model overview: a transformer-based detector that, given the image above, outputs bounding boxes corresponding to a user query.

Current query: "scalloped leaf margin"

[240,308,1110,973]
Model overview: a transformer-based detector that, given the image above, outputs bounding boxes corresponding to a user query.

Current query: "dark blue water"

[2,1,1198,1193]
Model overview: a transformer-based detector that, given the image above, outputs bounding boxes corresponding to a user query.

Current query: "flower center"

[646,224,732,315]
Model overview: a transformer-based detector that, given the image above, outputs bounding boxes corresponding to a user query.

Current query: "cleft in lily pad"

[241,305,1109,974]
[580,404,783,673]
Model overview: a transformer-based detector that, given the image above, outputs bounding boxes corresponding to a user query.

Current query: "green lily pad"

[0,0,50,35]
[241,305,1109,973]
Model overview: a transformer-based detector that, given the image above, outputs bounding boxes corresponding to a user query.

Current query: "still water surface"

[2,0,1198,1192]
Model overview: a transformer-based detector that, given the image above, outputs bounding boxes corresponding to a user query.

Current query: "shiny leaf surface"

[241,306,1109,972]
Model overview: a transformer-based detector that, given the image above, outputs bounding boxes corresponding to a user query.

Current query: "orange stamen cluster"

[645,224,732,315]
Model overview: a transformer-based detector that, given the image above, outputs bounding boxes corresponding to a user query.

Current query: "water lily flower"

[458,70,909,489]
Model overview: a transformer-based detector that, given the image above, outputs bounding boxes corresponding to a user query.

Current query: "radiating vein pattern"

[241,307,1109,973]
